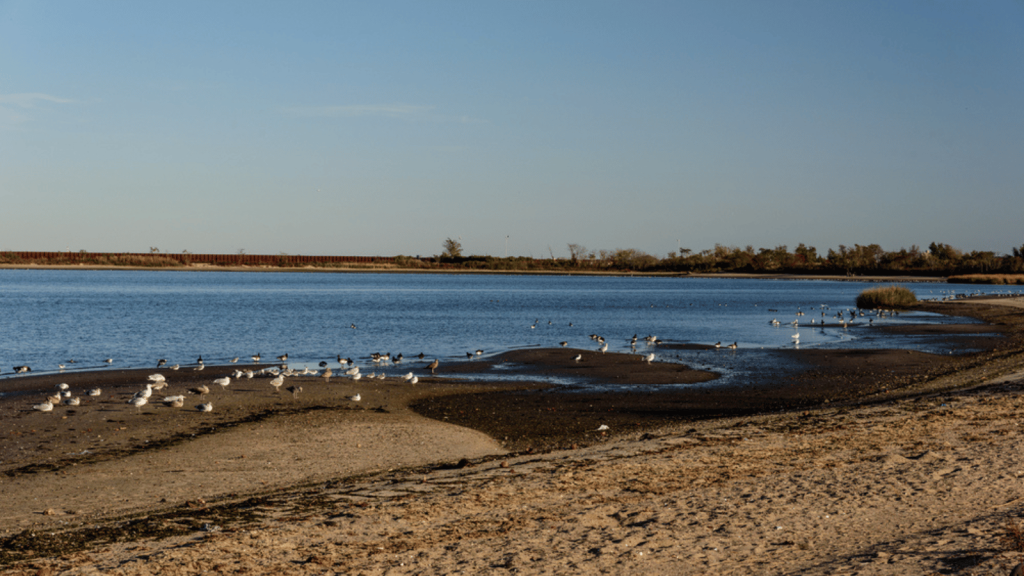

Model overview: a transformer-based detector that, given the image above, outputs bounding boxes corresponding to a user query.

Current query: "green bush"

[856,285,918,309]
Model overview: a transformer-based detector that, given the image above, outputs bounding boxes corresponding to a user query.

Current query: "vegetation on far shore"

[2,241,1023,280]
[855,285,918,310]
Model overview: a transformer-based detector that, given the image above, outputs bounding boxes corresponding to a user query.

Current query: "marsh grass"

[949,274,1024,285]
[856,285,918,309]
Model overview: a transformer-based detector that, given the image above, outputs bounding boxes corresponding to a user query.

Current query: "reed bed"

[856,285,918,309]
[948,274,1024,285]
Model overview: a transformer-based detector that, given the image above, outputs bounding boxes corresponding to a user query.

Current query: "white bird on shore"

[129,397,148,412]
[163,395,185,408]
[135,384,153,400]
[88,388,102,397]
[599,343,608,354]
[403,372,414,381]
[270,375,284,393]
[214,377,231,389]
[574,354,582,362]
[348,393,361,402]
[644,353,655,364]
[352,373,362,381]
[595,424,609,431]
[345,366,360,376]
[148,372,167,382]
[189,385,210,399]
[33,401,54,412]
[63,397,80,406]
[410,376,418,384]
[57,383,70,391]
[197,402,213,412]
[170,364,180,370]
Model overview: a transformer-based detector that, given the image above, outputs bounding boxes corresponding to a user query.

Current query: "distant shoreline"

[0,263,947,283]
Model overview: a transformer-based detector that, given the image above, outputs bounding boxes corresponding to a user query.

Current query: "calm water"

[0,270,1008,384]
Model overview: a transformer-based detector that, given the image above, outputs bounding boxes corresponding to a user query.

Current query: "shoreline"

[2,298,1024,573]
[0,263,953,282]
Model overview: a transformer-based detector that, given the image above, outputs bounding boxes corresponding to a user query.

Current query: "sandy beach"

[3,297,1024,574]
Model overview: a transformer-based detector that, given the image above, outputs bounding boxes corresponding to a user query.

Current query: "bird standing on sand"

[286,385,301,399]
[129,397,148,412]
[427,359,439,374]
[214,377,231,390]
[409,376,419,384]
[251,353,261,363]
[599,343,608,354]
[644,353,655,364]
[197,402,213,412]
[190,385,210,399]
[574,354,583,363]
[157,359,167,367]
[322,368,333,381]
[270,375,284,393]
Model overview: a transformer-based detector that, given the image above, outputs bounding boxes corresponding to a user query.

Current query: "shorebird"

[348,393,361,402]
[345,366,360,376]
[727,342,738,349]
[129,397,148,412]
[104,358,114,364]
[351,373,362,381]
[560,341,568,347]
[33,401,54,412]
[230,357,239,363]
[286,385,301,399]
[427,359,439,374]
[409,376,418,384]
[213,377,231,389]
[644,353,655,364]
[599,343,608,354]
[63,397,80,406]
[163,395,185,408]
[57,383,70,391]
[251,353,261,363]
[197,402,213,412]
[189,385,210,399]
[574,354,582,362]
[322,368,333,381]
[148,373,166,382]
[475,349,483,356]
[277,353,288,362]
[403,372,414,381]
[58,363,65,371]
[88,388,101,397]
[170,364,180,370]
[157,358,167,367]
[466,352,473,360]
[13,365,30,374]
[270,375,284,393]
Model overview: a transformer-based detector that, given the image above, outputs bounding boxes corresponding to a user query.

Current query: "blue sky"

[1,1,1021,258]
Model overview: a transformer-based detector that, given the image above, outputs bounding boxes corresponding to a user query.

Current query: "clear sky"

[2,1,1021,258]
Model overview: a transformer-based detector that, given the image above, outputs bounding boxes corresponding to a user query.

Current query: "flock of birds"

[21,304,910,414]
[28,353,439,414]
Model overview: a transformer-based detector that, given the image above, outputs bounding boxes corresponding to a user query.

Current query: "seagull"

[148,373,166,382]
[599,343,608,354]
[88,388,102,397]
[170,364,180,370]
[135,384,154,399]
[409,376,419,384]
[63,397,80,406]
[33,401,54,412]
[574,354,582,362]
[348,393,361,402]
[57,383,70,391]
[163,395,185,408]
[595,424,609,431]
[189,385,210,399]
[129,397,148,412]
[214,377,231,389]
[193,364,205,371]
[352,373,362,381]
[197,402,213,412]
[345,366,360,376]
[644,353,655,364]
[427,359,439,374]
[230,357,239,363]
[322,368,333,381]
[403,372,415,381]
[270,375,284,393]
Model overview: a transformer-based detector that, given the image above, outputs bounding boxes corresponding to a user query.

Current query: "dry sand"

[3,297,1024,575]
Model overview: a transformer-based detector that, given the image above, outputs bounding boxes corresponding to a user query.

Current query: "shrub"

[856,285,918,309]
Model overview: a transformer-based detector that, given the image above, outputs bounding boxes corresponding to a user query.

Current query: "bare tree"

[567,243,587,266]
[442,237,463,258]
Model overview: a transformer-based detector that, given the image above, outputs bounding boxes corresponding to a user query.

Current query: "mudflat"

[2,298,1024,574]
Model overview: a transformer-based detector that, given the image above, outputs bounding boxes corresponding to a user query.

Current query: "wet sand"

[2,298,1024,574]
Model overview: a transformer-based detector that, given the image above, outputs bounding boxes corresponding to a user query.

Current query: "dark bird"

[426,359,439,374]
[157,359,167,367]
